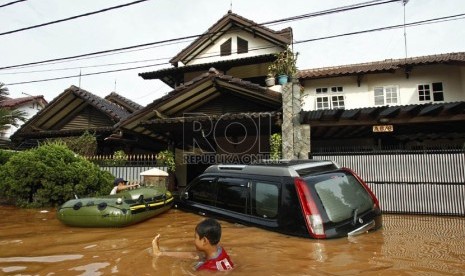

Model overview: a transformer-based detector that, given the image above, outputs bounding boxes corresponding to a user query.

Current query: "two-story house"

[299,53,465,151]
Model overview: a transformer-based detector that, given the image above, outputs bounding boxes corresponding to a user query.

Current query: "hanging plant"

[156,149,175,172]
[270,133,282,160]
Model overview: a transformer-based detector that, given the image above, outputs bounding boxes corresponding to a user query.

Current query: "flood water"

[0,206,464,276]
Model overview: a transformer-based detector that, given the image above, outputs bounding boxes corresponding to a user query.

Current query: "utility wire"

[264,0,400,26]
[0,0,401,71]
[6,13,464,86]
[0,0,149,36]
[0,57,169,75]
[0,0,26,9]
[6,62,167,85]
[295,13,465,44]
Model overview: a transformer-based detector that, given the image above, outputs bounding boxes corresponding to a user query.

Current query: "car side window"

[216,177,248,214]
[187,177,217,206]
[252,182,279,219]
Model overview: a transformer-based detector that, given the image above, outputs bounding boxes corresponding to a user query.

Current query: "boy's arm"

[152,234,199,259]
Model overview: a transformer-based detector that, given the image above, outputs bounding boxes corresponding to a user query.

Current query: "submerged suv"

[176,160,382,239]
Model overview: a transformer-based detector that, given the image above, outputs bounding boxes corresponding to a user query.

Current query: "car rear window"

[305,171,374,223]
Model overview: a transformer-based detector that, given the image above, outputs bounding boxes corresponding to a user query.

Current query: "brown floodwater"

[0,206,464,276]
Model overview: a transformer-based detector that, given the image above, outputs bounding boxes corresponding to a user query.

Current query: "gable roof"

[170,10,292,66]
[298,52,465,79]
[0,95,47,108]
[11,85,131,140]
[117,68,282,141]
[105,92,144,113]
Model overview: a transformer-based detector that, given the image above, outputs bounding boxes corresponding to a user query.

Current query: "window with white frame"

[374,86,398,106]
[315,86,344,110]
[418,82,444,102]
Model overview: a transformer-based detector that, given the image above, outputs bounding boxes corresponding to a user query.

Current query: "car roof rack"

[204,160,339,177]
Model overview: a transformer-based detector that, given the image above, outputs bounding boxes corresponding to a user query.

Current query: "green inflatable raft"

[57,187,174,227]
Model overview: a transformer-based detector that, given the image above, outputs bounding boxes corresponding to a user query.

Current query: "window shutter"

[220,38,232,56]
[237,37,248,54]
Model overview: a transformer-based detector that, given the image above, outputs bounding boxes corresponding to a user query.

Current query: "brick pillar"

[281,79,310,159]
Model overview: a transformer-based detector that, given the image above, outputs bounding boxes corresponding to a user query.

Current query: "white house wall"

[187,29,282,66]
[301,64,465,111]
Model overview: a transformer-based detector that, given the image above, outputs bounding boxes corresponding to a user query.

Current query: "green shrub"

[101,150,127,166]
[50,130,97,156]
[0,149,16,165]
[0,141,114,208]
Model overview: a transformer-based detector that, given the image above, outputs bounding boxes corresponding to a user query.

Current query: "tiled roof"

[147,68,281,108]
[0,95,47,108]
[298,52,465,79]
[300,101,465,123]
[142,111,281,125]
[117,68,282,129]
[139,54,276,82]
[170,10,292,65]
[67,86,131,121]
[105,92,144,112]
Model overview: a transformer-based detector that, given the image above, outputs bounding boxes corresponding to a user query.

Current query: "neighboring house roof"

[0,95,47,108]
[11,85,131,140]
[170,10,292,66]
[298,52,465,79]
[105,92,144,113]
[117,68,282,142]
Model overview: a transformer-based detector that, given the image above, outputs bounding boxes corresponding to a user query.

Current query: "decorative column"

[281,79,310,159]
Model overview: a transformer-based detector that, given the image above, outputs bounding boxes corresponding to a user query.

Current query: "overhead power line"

[0,0,401,71]
[0,0,26,9]
[6,13,464,86]
[295,13,465,44]
[5,62,167,86]
[0,0,150,36]
[263,0,400,26]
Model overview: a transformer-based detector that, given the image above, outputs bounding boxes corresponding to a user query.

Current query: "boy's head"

[195,218,221,245]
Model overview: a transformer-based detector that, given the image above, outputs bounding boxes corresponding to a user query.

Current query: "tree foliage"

[270,133,282,160]
[0,82,28,132]
[156,149,175,172]
[53,130,98,156]
[0,141,114,207]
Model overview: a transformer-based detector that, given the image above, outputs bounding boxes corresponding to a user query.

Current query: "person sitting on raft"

[110,177,140,195]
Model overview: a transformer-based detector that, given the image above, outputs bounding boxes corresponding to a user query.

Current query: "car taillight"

[343,168,380,209]
[294,177,326,239]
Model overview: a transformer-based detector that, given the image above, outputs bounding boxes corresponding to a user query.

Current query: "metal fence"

[313,147,465,216]
[86,154,167,183]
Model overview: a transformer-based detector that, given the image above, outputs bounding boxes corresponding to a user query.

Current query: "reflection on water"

[0,206,464,275]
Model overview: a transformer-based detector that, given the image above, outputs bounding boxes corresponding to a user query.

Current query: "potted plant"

[265,73,276,87]
[268,46,298,85]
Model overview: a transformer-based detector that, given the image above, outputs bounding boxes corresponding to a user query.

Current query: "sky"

[1,0,464,106]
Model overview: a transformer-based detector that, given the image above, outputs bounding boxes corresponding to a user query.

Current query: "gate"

[313,147,465,216]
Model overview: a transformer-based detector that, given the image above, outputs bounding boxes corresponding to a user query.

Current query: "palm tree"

[0,82,9,99]
[0,82,27,133]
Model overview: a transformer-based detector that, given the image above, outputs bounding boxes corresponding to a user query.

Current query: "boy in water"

[152,218,234,271]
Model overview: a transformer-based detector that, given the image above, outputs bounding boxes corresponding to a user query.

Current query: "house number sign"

[372,125,394,132]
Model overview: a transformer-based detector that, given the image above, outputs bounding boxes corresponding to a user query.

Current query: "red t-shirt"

[196,247,234,271]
